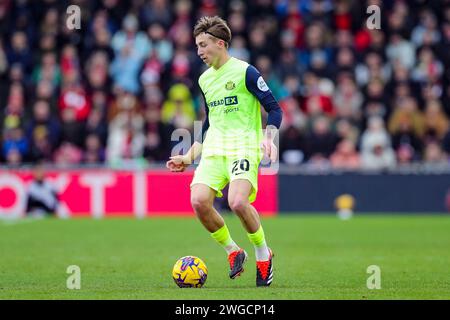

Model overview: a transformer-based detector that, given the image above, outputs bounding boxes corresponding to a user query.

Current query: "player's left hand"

[261,139,278,163]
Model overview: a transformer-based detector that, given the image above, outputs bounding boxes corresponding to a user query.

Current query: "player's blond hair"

[193,16,232,48]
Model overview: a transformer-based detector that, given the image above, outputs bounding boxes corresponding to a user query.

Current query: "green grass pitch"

[1,214,449,299]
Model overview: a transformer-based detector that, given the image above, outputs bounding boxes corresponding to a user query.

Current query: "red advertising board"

[0,169,278,218]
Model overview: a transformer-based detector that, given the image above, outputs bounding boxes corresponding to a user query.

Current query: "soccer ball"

[172,256,208,288]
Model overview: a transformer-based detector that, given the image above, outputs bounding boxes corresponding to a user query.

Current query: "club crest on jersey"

[225,81,235,90]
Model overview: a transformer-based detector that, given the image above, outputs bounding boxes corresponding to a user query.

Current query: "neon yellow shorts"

[190,154,262,203]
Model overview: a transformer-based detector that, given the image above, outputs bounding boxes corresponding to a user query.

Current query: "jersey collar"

[212,56,234,76]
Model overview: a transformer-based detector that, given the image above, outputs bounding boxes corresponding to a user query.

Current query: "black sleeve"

[245,65,283,129]
[195,89,209,143]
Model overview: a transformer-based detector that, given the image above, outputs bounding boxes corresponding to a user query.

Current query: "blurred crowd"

[0,0,450,170]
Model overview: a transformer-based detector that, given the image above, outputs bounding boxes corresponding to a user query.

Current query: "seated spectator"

[28,126,53,163]
[107,94,146,165]
[227,10,247,39]
[4,148,22,166]
[165,49,195,90]
[2,82,26,129]
[248,26,273,63]
[38,33,57,55]
[83,133,105,164]
[388,96,425,139]
[391,118,423,162]
[85,107,108,147]
[309,50,335,79]
[423,99,449,141]
[422,83,444,108]
[255,55,288,101]
[304,116,338,160]
[354,22,372,53]
[355,52,391,87]
[32,51,61,87]
[140,0,172,29]
[412,46,444,84]
[2,124,28,164]
[86,51,110,91]
[335,118,359,145]
[111,14,150,61]
[140,52,164,88]
[7,63,24,84]
[6,31,32,73]
[364,103,389,126]
[90,90,109,114]
[280,125,305,165]
[330,139,361,170]
[26,100,61,152]
[161,83,196,130]
[333,73,363,123]
[305,153,332,171]
[278,97,306,132]
[59,71,91,122]
[331,0,352,27]
[54,142,83,167]
[108,91,141,121]
[362,78,389,118]
[334,29,353,49]
[386,33,415,71]
[367,29,387,57]
[303,94,335,117]
[411,9,441,47]
[83,18,115,62]
[60,108,85,147]
[388,1,409,31]
[143,104,175,162]
[229,35,250,62]
[423,141,448,166]
[34,79,58,112]
[110,45,143,94]
[396,144,416,165]
[387,62,422,100]
[40,7,59,34]
[60,44,80,77]
[334,47,356,74]
[360,117,397,170]
[146,22,174,64]
[299,23,332,70]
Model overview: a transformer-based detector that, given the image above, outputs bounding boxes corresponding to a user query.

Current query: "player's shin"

[210,224,241,254]
[247,225,270,261]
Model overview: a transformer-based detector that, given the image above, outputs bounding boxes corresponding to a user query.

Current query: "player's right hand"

[166,155,190,172]
[261,139,278,163]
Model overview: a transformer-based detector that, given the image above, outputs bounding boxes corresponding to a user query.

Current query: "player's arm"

[245,65,283,162]
[166,90,209,172]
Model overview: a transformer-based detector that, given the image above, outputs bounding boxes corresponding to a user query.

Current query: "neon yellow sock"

[211,225,240,254]
[247,225,270,261]
[247,225,266,246]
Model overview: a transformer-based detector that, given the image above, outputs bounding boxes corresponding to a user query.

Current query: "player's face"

[195,33,223,67]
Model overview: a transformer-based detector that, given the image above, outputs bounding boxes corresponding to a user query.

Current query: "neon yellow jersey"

[199,57,263,158]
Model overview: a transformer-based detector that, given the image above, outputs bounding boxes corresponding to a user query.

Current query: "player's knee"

[228,197,249,213]
[191,195,212,214]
